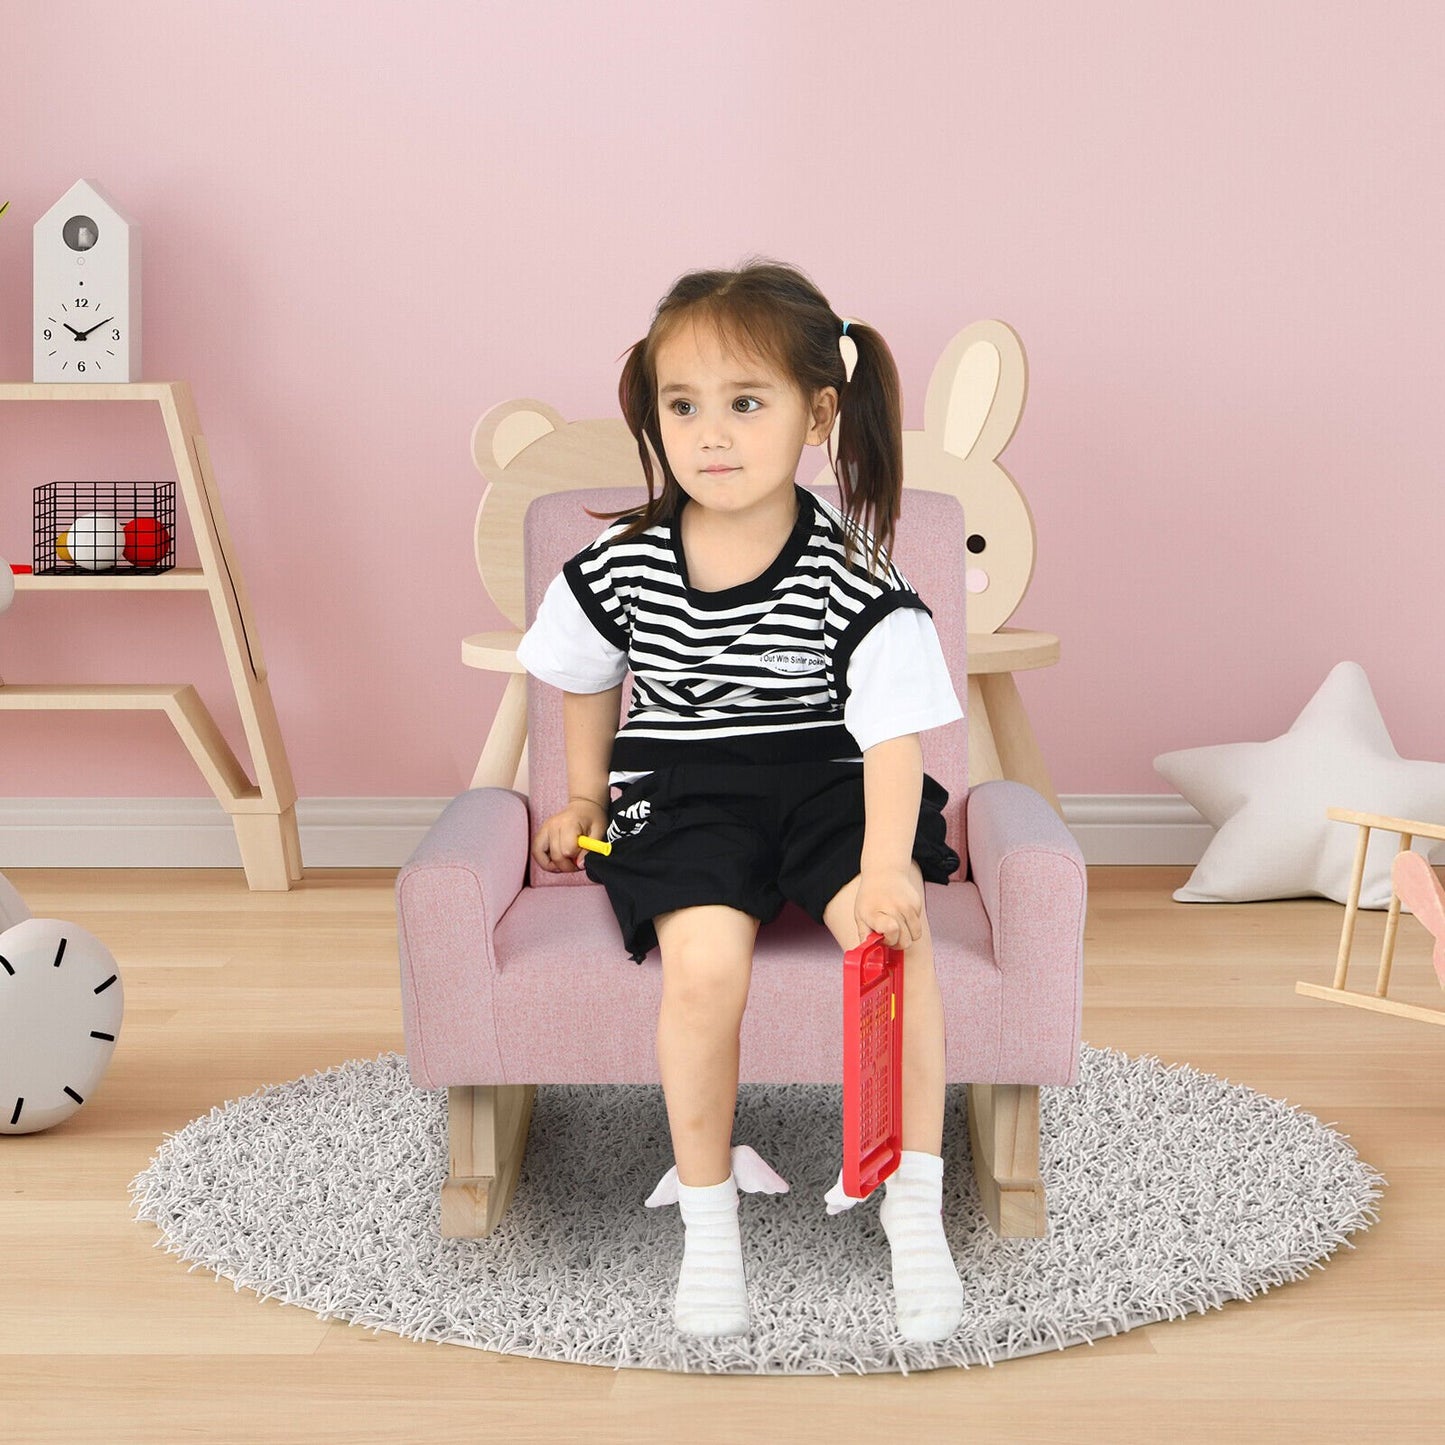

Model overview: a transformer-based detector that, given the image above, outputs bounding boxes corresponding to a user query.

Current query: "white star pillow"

[1155,661,1445,908]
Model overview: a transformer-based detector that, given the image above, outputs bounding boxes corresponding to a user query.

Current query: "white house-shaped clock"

[33,179,142,383]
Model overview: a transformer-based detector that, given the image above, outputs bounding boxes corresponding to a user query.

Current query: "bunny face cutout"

[811,319,1035,635]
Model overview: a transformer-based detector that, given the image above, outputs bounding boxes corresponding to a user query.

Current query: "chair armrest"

[965,779,1087,1082]
[966,779,1086,922]
[395,788,530,1086]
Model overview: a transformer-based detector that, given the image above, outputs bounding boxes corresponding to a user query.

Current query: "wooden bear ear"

[923,319,1027,464]
[471,399,569,480]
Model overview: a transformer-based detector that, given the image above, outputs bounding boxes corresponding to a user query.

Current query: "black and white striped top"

[518,485,960,779]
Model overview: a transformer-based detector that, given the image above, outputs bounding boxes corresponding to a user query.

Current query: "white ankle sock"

[673,1174,751,1337]
[878,1150,964,1343]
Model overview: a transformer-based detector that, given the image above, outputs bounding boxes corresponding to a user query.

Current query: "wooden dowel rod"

[1333,825,1372,991]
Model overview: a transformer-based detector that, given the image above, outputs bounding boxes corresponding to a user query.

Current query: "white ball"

[70,513,124,571]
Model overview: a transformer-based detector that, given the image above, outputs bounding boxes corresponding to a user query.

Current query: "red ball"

[123,517,171,567]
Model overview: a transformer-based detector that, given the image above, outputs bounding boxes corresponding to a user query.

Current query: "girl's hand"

[531,798,609,873]
[853,865,923,949]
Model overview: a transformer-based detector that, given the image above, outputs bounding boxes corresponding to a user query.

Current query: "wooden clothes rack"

[0,382,302,890]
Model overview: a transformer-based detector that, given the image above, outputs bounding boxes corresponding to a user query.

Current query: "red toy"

[122,516,171,567]
[842,930,905,1198]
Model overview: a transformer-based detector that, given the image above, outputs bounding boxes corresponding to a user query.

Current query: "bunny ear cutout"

[923,319,1027,464]
[644,1145,791,1208]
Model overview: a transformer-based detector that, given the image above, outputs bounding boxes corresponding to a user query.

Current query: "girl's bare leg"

[652,903,760,1337]
[654,904,760,1185]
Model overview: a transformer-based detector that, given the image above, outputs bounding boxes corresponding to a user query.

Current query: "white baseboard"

[1061,794,1215,865]
[0,794,1212,869]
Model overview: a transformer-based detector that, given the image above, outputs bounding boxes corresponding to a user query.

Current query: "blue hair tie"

[841,320,851,336]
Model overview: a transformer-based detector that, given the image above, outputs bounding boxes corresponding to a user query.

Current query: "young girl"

[516,260,966,1343]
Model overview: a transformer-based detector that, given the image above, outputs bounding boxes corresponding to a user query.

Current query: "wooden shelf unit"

[0,381,302,889]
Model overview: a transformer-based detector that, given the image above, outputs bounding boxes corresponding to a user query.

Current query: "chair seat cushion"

[485,879,1019,1084]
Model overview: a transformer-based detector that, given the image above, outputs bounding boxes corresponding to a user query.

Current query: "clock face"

[38,286,126,377]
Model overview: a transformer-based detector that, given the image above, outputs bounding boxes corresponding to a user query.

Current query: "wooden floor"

[4,865,1443,1444]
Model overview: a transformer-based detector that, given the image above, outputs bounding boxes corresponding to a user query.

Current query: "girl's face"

[654,319,837,523]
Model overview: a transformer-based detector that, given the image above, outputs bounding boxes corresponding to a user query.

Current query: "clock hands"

[55,316,115,341]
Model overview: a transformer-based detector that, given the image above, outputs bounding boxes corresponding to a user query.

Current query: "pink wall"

[1,1,1440,799]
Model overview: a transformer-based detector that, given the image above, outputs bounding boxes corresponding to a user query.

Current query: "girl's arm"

[532,684,623,872]
[857,732,925,946]
[564,684,623,806]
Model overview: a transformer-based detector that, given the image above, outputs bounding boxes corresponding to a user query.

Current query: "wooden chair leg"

[440,1083,536,1238]
[966,1082,1047,1237]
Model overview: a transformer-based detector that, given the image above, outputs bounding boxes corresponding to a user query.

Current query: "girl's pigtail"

[828,320,904,575]
[589,340,674,532]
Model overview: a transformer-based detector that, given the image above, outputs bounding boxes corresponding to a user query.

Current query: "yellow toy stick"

[577,834,612,857]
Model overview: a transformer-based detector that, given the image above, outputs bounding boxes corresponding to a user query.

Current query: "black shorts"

[582,760,961,963]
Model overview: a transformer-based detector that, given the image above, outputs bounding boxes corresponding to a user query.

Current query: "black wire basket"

[33,481,177,575]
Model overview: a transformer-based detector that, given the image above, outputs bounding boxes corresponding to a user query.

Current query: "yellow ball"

[56,530,72,563]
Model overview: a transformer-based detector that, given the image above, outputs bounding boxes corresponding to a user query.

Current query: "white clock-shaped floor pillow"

[0,917,124,1134]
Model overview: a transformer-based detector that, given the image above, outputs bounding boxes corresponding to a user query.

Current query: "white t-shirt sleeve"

[515,571,629,693]
[843,606,963,752]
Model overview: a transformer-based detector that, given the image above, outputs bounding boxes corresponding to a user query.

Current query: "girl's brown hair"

[594,257,904,575]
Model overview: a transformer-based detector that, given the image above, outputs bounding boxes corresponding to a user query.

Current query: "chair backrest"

[522,484,969,889]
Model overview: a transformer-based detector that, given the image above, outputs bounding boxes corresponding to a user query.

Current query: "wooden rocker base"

[440,1083,537,1238]
[438,1080,1048,1240]
[966,1082,1047,1238]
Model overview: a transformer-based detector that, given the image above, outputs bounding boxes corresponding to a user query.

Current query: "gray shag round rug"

[129,1047,1385,1375]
